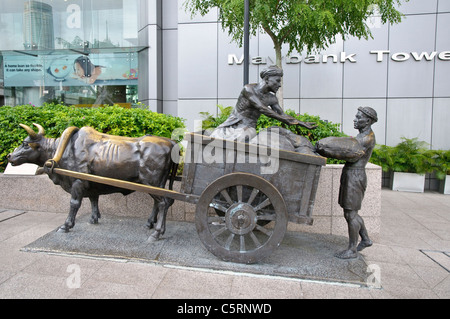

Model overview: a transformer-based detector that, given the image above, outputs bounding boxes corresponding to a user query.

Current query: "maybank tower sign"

[228,50,450,65]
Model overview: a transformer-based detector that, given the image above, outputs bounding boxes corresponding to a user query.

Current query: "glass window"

[0,0,138,51]
[2,50,139,106]
[0,0,141,107]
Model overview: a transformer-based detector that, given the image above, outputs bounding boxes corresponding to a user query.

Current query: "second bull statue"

[7,123,178,241]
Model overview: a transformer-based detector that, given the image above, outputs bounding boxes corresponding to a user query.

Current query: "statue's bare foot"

[357,239,373,251]
[335,249,358,259]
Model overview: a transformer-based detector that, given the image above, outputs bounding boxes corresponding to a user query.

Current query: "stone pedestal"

[287,163,381,240]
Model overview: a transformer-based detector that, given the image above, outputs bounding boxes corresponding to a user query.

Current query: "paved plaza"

[0,189,449,299]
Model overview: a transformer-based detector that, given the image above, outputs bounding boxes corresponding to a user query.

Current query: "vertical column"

[138,0,163,112]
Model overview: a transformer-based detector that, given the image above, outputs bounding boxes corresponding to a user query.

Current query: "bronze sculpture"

[209,66,317,143]
[316,107,378,259]
[5,68,375,263]
[7,124,178,241]
[7,124,327,264]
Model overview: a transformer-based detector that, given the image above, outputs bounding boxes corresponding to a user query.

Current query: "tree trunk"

[262,24,284,109]
[275,43,284,109]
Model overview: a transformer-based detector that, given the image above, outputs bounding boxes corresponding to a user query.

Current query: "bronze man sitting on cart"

[209,66,317,146]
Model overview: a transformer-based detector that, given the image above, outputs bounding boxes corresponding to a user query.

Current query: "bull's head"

[7,123,45,166]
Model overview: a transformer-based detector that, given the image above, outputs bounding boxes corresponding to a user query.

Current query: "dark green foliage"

[200,105,347,164]
[0,103,185,172]
[370,137,432,174]
[425,149,450,180]
[256,110,347,146]
[199,105,234,131]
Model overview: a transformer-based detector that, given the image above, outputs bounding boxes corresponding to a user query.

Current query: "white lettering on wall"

[304,55,320,64]
[371,50,448,62]
[391,52,410,62]
[411,51,437,61]
[322,54,338,63]
[438,51,450,60]
[340,52,357,63]
[228,51,450,65]
[228,54,244,65]
[370,50,390,62]
[286,55,302,64]
[251,56,266,65]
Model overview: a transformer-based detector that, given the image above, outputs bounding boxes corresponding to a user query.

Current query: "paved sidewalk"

[0,189,449,299]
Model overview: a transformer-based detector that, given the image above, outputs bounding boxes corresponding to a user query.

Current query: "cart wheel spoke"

[209,201,228,214]
[212,226,228,237]
[220,189,234,205]
[225,233,235,250]
[236,185,243,203]
[253,198,271,211]
[247,188,259,205]
[256,213,276,221]
[250,231,262,247]
[255,224,273,237]
[240,235,246,252]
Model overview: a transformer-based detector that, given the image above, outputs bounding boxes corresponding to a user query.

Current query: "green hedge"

[370,137,450,179]
[0,103,185,172]
[201,106,347,144]
[201,105,348,164]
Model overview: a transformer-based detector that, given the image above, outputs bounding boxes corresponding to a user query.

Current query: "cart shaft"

[50,167,199,204]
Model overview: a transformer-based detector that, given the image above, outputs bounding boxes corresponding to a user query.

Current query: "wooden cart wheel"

[195,172,288,264]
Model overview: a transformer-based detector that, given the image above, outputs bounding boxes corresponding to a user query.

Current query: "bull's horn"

[33,123,45,136]
[19,124,38,139]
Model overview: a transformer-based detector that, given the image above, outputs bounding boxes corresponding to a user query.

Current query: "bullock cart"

[47,133,326,264]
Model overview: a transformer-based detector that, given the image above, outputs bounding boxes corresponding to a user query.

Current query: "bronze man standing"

[316,107,378,259]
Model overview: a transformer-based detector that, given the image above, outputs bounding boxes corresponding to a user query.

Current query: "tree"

[184,0,407,106]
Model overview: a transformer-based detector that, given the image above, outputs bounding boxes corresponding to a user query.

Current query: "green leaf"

[0,103,185,172]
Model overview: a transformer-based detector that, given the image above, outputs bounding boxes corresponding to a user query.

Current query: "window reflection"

[0,0,138,51]
[0,0,140,107]
[4,84,138,108]
[2,51,139,106]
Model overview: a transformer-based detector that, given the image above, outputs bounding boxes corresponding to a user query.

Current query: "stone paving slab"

[0,209,27,223]
[22,214,369,286]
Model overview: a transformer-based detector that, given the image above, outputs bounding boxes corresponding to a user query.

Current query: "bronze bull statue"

[7,123,178,242]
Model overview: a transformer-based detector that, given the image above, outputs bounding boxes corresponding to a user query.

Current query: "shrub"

[200,105,234,131]
[0,103,185,172]
[200,105,347,164]
[426,149,450,180]
[370,137,432,174]
[257,110,347,145]
[201,106,346,144]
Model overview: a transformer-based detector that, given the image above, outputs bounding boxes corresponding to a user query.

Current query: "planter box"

[391,172,425,193]
[439,175,450,195]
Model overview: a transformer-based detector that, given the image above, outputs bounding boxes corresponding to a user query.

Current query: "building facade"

[0,0,141,108]
[1,0,450,150]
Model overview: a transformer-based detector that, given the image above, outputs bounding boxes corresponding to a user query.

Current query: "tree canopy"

[184,0,407,65]
[184,0,407,107]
